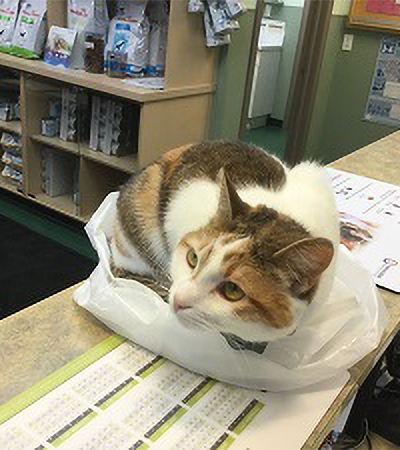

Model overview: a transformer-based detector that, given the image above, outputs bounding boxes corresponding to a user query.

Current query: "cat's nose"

[173,295,192,313]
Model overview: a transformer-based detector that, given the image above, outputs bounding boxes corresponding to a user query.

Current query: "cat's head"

[169,170,334,342]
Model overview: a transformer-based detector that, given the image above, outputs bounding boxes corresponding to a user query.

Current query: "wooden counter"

[1,131,400,449]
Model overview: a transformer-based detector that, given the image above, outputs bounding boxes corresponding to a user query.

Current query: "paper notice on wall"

[365,36,400,127]
[328,168,400,293]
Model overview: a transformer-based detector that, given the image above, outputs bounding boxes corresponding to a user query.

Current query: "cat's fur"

[111,141,339,342]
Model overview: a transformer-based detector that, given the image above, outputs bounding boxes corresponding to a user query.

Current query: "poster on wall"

[365,36,400,126]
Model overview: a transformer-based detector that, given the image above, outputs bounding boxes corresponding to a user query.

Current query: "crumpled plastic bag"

[74,192,388,391]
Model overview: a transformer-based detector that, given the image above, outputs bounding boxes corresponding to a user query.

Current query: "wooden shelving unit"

[0,0,217,222]
[0,119,22,135]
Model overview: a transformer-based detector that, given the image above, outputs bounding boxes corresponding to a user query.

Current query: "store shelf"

[80,147,138,174]
[0,53,214,103]
[30,134,79,155]
[0,119,22,134]
[30,134,138,173]
[0,176,24,195]
[34,192,82,222]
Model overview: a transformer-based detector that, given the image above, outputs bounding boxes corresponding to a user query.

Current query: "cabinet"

[0,0,217,222]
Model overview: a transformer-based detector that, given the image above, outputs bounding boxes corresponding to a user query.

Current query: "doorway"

[239,0,334,165]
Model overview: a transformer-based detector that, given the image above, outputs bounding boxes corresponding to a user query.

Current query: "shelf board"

[0,176,24,195]
[0,119,22,134]
[30,134,79,155]
[80,147,138,174]
[30,134,138,173]
[34,192,83,222]
[0,53,214,103]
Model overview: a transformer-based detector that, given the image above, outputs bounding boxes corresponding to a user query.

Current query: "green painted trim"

[185,379,218,407]
[231,401,264,435]
[0,334,125,425]
[148,407,187,442]
[52,410,98,447]
[98,379,139,410]
[216,435,236,450]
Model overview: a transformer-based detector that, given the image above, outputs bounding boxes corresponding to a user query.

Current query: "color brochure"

[328,168,400,293]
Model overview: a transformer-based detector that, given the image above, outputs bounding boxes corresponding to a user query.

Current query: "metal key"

[376,258,398,278]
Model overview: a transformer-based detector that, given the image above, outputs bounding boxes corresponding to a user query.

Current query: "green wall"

[210,11,255,140]
[306,15,397,163]
[270,6,303,121]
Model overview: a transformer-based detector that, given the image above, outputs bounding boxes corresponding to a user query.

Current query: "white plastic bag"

[74,193,388,392]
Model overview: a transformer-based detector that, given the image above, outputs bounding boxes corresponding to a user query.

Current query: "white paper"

[124,77,165,90]
[0,339,348,450]
[328,168,400,293]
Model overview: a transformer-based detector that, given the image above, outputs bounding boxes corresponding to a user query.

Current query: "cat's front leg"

[110,263,170,303]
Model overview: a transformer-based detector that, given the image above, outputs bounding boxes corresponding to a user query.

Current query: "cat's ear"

[215,168,249,224]
[271,237,334,294]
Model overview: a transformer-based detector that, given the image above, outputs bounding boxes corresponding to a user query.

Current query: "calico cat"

[111,141,339,343]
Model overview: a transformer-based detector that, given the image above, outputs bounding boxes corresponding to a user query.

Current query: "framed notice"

[349,0,400,32]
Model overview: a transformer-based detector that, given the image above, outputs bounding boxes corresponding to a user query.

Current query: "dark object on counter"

[85,34,105,74]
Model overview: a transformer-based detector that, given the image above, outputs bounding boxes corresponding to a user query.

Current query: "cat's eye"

[219,282,245,302]
[186,248,198,269]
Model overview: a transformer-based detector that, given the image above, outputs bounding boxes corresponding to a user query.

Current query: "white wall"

[332,0,351,16]
[283,0,305,7]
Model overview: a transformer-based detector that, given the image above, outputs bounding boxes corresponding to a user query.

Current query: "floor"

[243,125,287,159]
[0,189,96,260]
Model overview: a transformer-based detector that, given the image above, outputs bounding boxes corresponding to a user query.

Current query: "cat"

[111,141,339,343]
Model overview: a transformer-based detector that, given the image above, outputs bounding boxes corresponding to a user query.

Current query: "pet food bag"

[11,0,47,58]
[0,0,20,50]
[68,0,109,69]
[74,193,387,392]
[104,16,150,77]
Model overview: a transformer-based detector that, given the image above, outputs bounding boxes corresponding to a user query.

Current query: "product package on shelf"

[10,0,47,59]
[41,147,75,197]
[68,0,109,70]
[0,0,20,51]
[1,131,23,186]
[89,95,138,156]
[190,0,244,47]
[0,99,20,121]
[60,88,78,142]
[44,26,79,69]
[59,88,89,142]
[105,17,150,78]
[105,0,150,78]
[84,33,105,73]
[147,0,169,77]
[1,131,21,152]
[188,0,204,13]
[0,83,20,121]
[1,151,22,168]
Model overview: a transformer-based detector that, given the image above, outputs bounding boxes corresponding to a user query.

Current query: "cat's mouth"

[173,309,217,332]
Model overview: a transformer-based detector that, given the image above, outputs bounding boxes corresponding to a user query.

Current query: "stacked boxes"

[41,147,79,205]
[1,132,23,186]
[89,95,139,156]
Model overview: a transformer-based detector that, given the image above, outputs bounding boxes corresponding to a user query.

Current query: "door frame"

[239,0,334,165]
